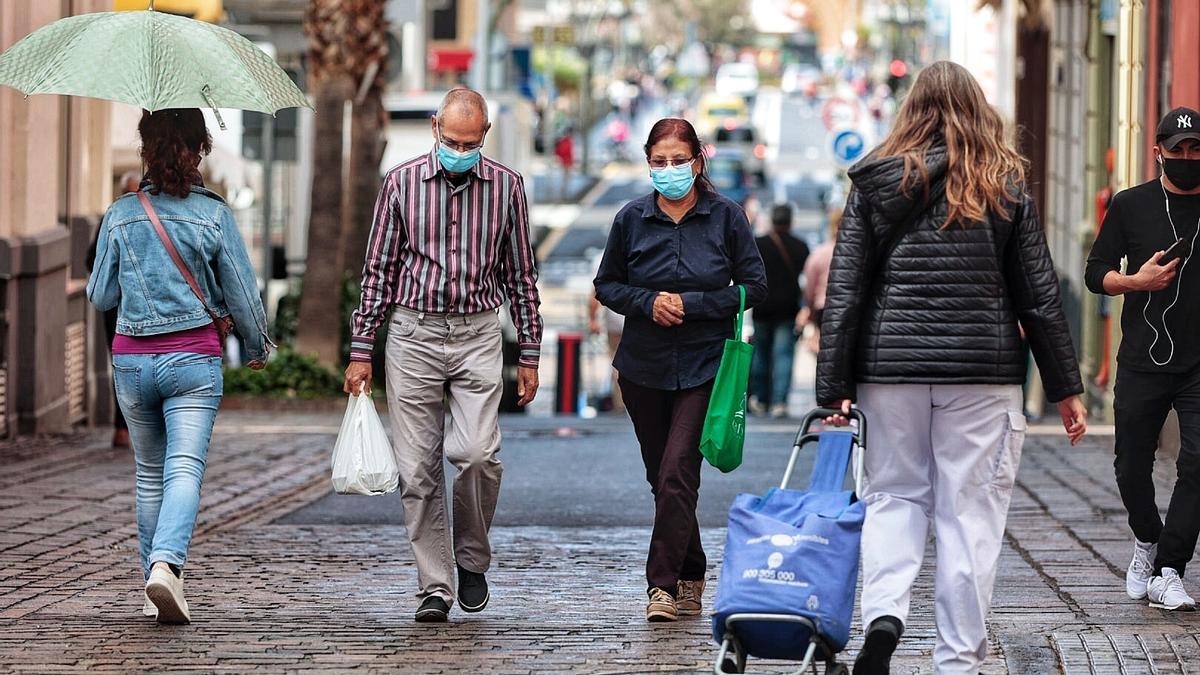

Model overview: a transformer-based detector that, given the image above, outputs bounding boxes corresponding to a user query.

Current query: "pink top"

[803,242,835,311]
[112,323,222,357]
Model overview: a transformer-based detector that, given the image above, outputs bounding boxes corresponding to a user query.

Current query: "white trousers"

[856,383,1026,675]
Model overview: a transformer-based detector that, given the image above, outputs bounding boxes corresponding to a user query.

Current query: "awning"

[429,48,474,73]
[113,0,224,23]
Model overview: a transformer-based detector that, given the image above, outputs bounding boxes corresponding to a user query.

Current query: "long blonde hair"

[874,61,1027,228]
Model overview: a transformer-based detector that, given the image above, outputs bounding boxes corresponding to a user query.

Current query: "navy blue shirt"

[594,189,767,390]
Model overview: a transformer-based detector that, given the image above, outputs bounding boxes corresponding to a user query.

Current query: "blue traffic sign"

[830,128,867,166]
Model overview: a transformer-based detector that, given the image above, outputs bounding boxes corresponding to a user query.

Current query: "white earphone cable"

[1143,174,1200,366]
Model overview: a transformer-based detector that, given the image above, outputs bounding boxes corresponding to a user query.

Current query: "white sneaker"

[748,397,767,416]
[1147,567,1196,611]
[142,593,156,618]
[1126,540,1156,599]
[145,562,190,624]
[769,403,788,419]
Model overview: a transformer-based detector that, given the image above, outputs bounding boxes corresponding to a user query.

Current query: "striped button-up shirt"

[350,150,542,367]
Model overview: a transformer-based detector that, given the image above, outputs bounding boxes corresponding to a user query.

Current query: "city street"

[1,409,1197,673]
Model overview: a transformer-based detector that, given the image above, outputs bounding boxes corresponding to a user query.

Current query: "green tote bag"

[699,285,754,473]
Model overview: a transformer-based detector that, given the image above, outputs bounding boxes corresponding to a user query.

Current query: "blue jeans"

[112,352,222,579]
[750,318,797,407]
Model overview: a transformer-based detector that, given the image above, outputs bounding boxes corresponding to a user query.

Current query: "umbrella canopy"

[0,6,311,124]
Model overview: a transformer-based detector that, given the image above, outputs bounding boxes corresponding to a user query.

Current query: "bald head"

[437,88,489,125]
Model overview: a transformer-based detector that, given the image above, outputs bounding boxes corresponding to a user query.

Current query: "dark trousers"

[619,376,712,596]
[749,317,797,407]
[1113,363,1200,575]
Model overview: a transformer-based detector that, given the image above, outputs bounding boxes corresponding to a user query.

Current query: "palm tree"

[294,0,388,369]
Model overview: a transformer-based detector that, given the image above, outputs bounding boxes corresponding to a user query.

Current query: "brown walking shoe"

[676,579,705,616]
[646,587,678,622]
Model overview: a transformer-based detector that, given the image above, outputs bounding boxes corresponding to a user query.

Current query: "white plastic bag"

[331,392,399,495]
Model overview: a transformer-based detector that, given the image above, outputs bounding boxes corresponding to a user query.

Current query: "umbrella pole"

[200,85,227,131]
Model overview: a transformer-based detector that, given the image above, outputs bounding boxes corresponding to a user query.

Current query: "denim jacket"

[86,184,272,362]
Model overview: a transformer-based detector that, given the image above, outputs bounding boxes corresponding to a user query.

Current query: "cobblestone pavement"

[1,411,1198,673]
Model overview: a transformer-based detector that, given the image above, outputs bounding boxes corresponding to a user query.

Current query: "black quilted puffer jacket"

[816,145,1084,405]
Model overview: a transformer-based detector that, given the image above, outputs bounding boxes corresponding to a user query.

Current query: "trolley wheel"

[825,662,849,675]
[718,637,747,673]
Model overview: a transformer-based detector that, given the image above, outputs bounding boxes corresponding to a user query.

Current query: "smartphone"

[1162,237,1191,264]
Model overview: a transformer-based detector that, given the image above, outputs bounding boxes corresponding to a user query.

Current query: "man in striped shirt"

[344,88,543,623]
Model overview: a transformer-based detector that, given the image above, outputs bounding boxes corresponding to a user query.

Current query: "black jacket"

[1085,179,1200,372]
[816,145,1083,405]
[595,190,768,390]
[754,232,810,320]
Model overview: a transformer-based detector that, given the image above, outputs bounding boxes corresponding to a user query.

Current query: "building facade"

[0,1,114,436]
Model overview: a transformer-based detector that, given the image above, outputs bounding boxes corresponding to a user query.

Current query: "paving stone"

[0,417,1197,672]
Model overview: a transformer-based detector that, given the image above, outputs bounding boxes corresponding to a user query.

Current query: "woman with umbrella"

[0,5,310,624]
[87,109,272,624]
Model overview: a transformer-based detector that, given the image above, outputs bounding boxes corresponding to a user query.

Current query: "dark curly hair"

[138,109,212,198]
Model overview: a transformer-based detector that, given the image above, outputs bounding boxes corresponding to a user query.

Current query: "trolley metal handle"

[799,407,867,443]
[780,407,868,495]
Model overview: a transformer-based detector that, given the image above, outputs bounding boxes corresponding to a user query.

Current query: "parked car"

[705,148,754,207]
[781,63,822,98]
[714,62,759,100]
[697,92,749,138]
[712,124,767,186]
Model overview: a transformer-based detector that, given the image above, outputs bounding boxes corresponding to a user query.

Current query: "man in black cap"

[1086,106,1200,611]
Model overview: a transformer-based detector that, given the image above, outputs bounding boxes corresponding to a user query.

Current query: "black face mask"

[1161,157,1200,191]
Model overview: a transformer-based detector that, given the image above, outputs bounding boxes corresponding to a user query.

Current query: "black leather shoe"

[414,596,450,622]
[457,564,490,613]
[853,615,903,675]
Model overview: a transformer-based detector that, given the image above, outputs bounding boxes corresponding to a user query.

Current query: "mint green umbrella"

[0,3,311,128]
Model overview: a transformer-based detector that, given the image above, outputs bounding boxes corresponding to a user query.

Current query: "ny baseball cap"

[1157,107,1200,149]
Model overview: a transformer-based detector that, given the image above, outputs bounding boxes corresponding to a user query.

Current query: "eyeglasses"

[440,133,485,153]
[648,157,695,170]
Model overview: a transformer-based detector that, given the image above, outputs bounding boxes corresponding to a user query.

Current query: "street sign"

[531,25,575,44]
[821,96,862,131]
[830,128,867,167]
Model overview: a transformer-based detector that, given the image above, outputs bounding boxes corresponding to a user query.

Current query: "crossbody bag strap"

[768,232,796,277]
[137,190,218,319]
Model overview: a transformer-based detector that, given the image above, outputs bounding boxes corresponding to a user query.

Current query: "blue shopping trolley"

[712,407,867,675]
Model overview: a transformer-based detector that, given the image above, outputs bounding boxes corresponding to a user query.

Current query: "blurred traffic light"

[887,59,910,95]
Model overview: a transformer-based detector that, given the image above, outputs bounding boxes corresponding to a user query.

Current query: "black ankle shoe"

[414,596,450,622]
[853,616,903,675]
[457,564,490,613]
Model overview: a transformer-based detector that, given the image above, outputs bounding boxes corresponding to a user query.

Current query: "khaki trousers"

[384,306,504,605]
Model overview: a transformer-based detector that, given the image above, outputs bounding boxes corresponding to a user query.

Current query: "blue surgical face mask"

[437,142,482,174]
[651,161,696,200]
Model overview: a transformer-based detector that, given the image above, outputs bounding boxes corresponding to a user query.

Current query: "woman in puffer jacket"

[817,61,1087,674]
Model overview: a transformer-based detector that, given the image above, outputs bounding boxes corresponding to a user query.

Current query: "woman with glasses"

[594,118,767,622]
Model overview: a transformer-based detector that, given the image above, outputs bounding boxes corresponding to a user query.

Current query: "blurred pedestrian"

[594,118,766,623]
[554,126,575,200]
[607,116,631,162]
[1086,106,1200,612]
[86,170,143,448]
[817,61,1087,673]
[87,109,271,624]
[588,291,625,412]
[742,193,764,235]
[748,203,809,417]
[344,88,543,623]
[798,208,841,355]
